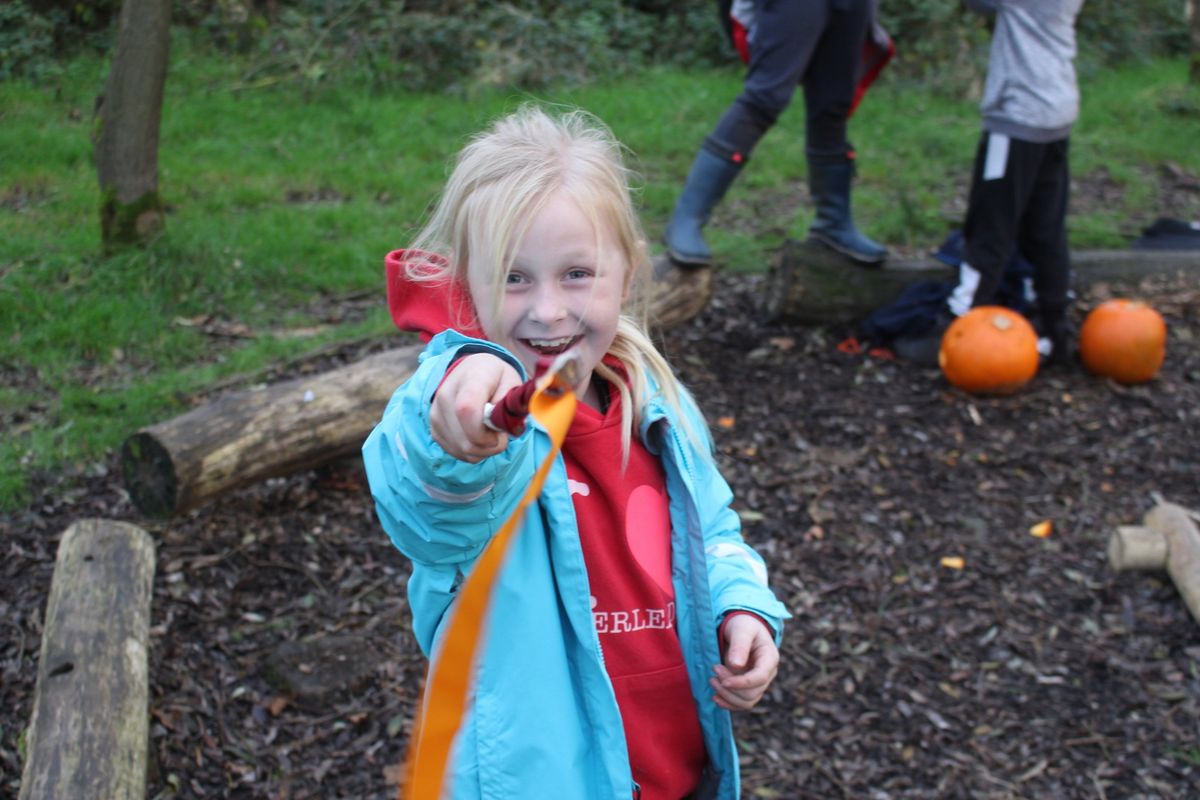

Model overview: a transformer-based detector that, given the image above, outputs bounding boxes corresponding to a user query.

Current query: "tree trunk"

[94,0,171,250]
[19,519,156,800]
[1191,0,1200,85]
[763,238,1200,325]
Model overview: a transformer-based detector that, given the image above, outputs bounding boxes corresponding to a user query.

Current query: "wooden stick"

[20,519,156,800]
[1142,502,1200,624]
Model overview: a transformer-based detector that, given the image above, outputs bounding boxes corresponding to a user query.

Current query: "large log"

[20,519,156,800]
[1108,501,1200,625]
[763,238,1200,325]
[122,344,424,517]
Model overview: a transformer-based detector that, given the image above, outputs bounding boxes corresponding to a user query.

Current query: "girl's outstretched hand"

[430,353,522,463]
[711,614,779,711]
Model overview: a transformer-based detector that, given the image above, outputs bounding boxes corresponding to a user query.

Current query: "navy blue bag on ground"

[1131,217,1200,250]
[859,230,1035,346]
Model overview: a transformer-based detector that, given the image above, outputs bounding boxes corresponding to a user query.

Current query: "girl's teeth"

[525,337,575,355]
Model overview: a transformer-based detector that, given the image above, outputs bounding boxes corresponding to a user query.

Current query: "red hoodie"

[385,249,483,342]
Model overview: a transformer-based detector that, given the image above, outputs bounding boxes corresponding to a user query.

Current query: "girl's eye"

[566,268,590,281]
[505,272,526,286]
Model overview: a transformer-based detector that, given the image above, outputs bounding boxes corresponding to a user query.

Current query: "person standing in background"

[894,0,1085,365]
[664,0,893,268]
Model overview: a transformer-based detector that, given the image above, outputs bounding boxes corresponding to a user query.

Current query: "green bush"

[0,0,1191,92]
[232,0,732,93]
[1075,0,1190,68]
[876,0,989,97]
[0,2,57,80]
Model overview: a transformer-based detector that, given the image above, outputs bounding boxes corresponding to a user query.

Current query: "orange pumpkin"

[1078,299,1166,384]
[938,306,1039,395]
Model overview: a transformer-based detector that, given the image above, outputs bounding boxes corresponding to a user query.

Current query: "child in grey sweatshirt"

[895,0,1085,366]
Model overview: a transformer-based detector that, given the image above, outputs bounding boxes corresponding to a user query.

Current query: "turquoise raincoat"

[363,331,789,799]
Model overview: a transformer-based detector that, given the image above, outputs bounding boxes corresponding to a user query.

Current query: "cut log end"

[1107,525,1169,572]
[120,431,178,518]
[648,256,713,330]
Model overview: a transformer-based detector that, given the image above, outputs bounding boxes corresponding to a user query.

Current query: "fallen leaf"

[150,706,179,731]
[940,556,965,570]
[717,415,736,429]
[768,336,795,351]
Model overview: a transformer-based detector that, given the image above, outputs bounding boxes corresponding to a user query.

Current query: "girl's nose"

[529,284,568,325]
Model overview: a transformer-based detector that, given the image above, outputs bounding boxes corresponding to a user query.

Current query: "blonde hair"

[405,104,698,459]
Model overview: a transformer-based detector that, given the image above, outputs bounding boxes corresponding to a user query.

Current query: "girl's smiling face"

[468,188,626,409]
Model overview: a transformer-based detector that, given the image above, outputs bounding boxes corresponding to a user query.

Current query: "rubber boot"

[664,147,744,267]
[807,157,888,266]
[1036,302,1072,366]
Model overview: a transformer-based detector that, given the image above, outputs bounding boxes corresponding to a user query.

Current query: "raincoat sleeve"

[362,331,534,651]
[679,394,790,644]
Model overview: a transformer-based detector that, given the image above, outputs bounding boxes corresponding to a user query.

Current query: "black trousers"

[707,0,873,162]
[960,131,1072,316]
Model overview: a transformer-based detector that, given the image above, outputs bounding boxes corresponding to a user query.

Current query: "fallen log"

[122,262,709,517]
[122,344,424,517]
[1108,500,1200,624]
[763,238,1200,325]
[19,519,156,800]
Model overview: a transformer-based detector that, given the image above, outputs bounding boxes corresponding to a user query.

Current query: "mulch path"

[2,267,1198,799]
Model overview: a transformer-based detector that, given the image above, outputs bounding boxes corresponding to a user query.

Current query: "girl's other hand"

[710,614,779,711]
[430,353,522,463]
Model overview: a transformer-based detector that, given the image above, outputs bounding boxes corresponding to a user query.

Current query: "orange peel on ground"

[1029,520,1053,538]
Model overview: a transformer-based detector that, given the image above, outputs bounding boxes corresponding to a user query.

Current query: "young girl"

[363,105,788,800]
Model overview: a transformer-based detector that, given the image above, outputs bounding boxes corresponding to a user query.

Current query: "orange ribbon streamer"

[401,372,578,800]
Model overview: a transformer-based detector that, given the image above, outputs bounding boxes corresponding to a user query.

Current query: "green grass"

[2,44,1198,509]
